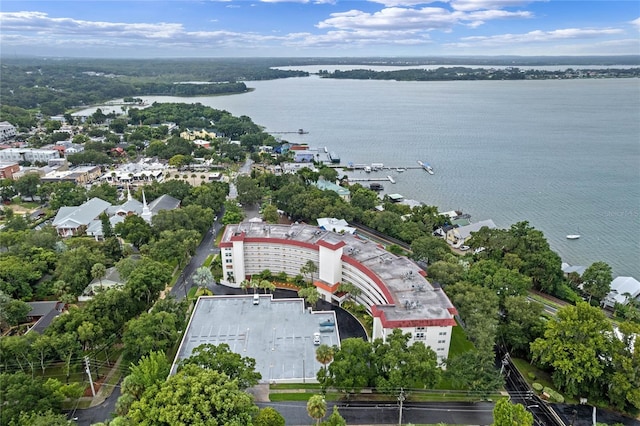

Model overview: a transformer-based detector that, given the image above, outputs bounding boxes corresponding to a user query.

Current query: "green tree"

[606,322,640,411]
[530,302,614,398]
[307,395,327,426]
[52,332,82,383]
[0,290,30,330]
[259,279,276,294]
[492,398,533,426]
[300,260,318,284]
[125,258,172,308]
[254,407,285,426]
[222,201,245,225]
[321,406,347,426]
[0,372,68,425]
[179,343,261,389]
[411,235,450,265]
[498,296,545,357]
[14,173,40,200]
[581,261,613,303]
[298,286,320,309]
[236,175,264,206]
[127,364,258,425]
[446,281,500,353]
[337,282,362,304]
[328,338,374,394]
[192,266,214,291]
[15,409,73,426]
[315,344,335,392]
[91,262,107,285]
[118,351,171,416]
[122,311,180,364]
[115,215,153,248]
[262,204,280,223]
[425,260,465,287]
[444,351,503,397]
[372,329,440,394]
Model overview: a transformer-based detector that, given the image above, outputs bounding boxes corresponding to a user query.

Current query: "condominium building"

[220,222,458,362]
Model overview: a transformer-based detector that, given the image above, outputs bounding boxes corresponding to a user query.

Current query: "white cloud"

[317,7,459,31]
[456,27,624,46]
[368,0,441,6]
[450,0,537,12]
[631,17,640,30]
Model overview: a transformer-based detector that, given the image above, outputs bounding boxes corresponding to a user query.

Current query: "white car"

[459,245,470,251]
[313,333,321,345]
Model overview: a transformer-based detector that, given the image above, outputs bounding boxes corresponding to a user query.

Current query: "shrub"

[527,372,536,380]
[532,383,543,392]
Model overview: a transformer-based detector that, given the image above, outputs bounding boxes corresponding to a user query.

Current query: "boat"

[364,166,371,173]
[566,234,580,240]
[369,183,384,191]
[396,168,406,172]
[417,160,434,175]
[328,151,340,164]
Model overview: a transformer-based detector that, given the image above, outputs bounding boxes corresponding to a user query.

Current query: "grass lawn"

[270,383,322,390]
[269,392,342,402]
[203,254,215,267]
[448,323,474,358]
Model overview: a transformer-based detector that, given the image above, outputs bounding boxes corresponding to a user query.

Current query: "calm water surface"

[90,76,640,277]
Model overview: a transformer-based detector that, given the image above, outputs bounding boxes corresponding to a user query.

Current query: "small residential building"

[78,267,125,302]
[0,122,17,141]
[25,301,65,334]
[0,148,60,163]
[603,276,640,309]
[561,262,587,276]
[314,179,351,202]
[294,150,316,163]
[317,217,356,234]
[446,219,497,246]
[180,129,217,141]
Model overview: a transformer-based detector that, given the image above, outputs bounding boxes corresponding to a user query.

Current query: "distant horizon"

[1,1,638,58]
[3,54,639,64]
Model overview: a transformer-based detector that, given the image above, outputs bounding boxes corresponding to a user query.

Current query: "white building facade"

[220,222,458,362]
[0,148,60,163]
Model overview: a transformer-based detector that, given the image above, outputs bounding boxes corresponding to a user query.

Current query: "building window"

[437,347,444,351]
[414,332,425,340]
[416,326,425,332]
[439,331,447,336]
[438,340,445,344]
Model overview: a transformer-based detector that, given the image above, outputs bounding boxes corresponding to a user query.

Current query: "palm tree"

[259,280,276,294]
[315,344,335,393]
[306,395,326,426]
[300,260,318,285]
[91,263,106,285]
[240,279,251,294]
[191,173,197,185]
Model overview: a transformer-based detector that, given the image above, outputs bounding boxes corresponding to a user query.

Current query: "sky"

[0,0,639,58]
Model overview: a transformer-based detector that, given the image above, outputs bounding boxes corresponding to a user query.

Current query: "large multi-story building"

[0,122,17,141]
[219,222,458,362]
[0,148,60,163]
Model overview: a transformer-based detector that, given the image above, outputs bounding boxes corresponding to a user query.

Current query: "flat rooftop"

[223,223,456,323]
[172,295,340,383]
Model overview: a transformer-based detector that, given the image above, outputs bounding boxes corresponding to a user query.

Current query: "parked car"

[460,245,470,251]
[313,332,321,345]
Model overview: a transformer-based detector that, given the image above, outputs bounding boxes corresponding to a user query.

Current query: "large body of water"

[85,73,640,278]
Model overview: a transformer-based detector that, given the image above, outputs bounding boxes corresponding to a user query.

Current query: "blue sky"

[1,0,639,58]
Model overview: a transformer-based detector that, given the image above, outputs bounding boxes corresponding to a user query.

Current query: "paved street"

[259,401,495,425]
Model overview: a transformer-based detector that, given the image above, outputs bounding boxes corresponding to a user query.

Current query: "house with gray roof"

[52,197,112,237]
[603,276,640,309]
[446,219,497,247]
[25,301,65,334]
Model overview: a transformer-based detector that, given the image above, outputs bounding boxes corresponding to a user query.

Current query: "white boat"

[396,168,406,172]
[566,234,581,240]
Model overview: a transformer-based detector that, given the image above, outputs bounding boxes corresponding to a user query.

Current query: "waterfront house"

[603,276,640,309]
[446,219,497,247]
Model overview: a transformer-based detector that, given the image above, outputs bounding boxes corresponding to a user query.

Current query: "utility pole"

[84,356,96,397]
[398,387,405,425]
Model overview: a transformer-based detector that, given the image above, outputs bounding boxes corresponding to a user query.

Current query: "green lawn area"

[448,323,474,358]
[203,254,215,267]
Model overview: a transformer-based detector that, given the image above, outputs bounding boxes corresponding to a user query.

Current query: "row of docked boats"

[417,160,435,175]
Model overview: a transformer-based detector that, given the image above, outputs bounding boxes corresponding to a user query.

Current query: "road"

[168,210,224,300]
[259,400,495,425]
